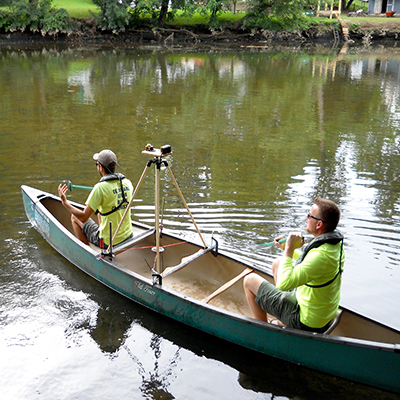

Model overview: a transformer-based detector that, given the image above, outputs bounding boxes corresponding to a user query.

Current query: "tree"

[94,0,132,31]
[244,0,315,31]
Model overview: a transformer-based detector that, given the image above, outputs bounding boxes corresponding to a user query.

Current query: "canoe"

[21,183,400,394]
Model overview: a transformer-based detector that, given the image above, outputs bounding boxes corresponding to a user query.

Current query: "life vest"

[97,173,129,216]
[295,231,344,288]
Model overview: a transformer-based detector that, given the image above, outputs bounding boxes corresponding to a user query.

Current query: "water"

[1,42,400,399]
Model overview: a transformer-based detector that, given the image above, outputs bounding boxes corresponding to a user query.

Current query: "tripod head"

[142,144,172,158]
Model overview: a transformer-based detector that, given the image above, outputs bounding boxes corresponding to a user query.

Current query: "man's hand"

[284,232,304,258]
[58,184,69,205]
[273,236,286,250]
[57,183,94,224]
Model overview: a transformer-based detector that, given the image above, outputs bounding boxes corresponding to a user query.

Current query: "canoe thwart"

[112,228,156,254]
[202,268,254,304]
[162,243,216,278]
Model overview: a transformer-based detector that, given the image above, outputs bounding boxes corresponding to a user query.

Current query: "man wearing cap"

[58,149,134,248]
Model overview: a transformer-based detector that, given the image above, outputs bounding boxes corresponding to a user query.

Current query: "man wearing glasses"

[58,149,134,249]
[244,198,344,333]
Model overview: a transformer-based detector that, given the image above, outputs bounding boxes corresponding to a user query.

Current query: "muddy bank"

[0,19,400,47]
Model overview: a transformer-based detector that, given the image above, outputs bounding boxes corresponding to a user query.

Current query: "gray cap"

[93,149,118,168]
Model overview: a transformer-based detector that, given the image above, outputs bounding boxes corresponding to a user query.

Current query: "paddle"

[67,180,93,192]
[258,238,287,247]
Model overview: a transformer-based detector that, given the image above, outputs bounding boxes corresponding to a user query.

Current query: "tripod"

[109,145,207,274]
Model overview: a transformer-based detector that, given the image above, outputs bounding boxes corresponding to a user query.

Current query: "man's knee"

[244,273,264,294]
[71,214,83,228]
[272,258,279,272]
[272,257,283,282]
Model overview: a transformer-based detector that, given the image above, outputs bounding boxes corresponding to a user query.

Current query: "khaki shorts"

[82,219,102,247]
[255,280,302,329]
[82,219,133,248]
[256,281,331,333]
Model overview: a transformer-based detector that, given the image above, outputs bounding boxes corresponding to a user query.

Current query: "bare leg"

[272,257,283,284]
[71,215,89,245]
[243,273,268,322]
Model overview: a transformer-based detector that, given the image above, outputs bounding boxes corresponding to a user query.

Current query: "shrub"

[243,0,315,31]
[1,0,75,34]
[93,0,132,31]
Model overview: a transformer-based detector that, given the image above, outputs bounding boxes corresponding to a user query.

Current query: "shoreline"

[1,18,400,47]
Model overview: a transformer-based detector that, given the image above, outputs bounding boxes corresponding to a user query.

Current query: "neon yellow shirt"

[276,243,344,329]
[86,178,133,246]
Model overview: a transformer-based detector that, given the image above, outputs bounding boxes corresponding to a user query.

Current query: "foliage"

[95,0,198,29]
[0,0,75,34]
[200,0,231,28]
[93,0,132,31]
[126,0,164,26]
[243,0,317,31]
[348,22,359,31]
[93,0,235,30]
[40,5,72,33]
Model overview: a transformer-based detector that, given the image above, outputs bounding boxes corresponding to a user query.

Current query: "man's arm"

[58,184,94,223]
[275,232,309,290]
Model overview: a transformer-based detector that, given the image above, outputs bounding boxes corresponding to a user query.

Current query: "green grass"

[166,10,246,27]
[52,0,99,18]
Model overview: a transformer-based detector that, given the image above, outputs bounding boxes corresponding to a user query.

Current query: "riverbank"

[1,15,400,46]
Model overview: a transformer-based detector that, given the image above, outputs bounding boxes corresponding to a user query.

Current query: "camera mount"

[107,144,207,274]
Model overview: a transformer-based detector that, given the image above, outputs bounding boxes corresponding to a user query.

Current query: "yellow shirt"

[276,243,344,328]
[86,177,133,245]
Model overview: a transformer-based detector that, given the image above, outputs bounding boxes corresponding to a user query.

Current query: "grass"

[166,10,246,27]
[52,0,99,18]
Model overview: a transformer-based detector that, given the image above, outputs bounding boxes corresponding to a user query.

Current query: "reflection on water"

[1,43,400,399]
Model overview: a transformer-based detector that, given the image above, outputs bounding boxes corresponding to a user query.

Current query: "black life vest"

[295,231,344,289]
[97,173,129,217]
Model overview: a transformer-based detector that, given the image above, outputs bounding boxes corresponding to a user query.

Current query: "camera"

[161,145,171,155]
[142,144,172,157]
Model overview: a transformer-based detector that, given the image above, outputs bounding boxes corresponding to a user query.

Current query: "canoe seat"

[321,309,343,335]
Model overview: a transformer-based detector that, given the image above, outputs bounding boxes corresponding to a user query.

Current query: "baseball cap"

[93,149,118,168]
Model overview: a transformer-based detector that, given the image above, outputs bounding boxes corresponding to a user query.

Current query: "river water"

[1,41,400,399]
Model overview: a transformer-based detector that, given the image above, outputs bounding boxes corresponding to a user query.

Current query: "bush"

[126,0,160,26]
[93,0,133,31]
[41,6,73,34]
[1,0,75,34]
[243,0,315,31]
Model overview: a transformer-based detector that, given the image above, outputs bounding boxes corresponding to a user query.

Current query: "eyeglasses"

[95,162,102,167]
[307,213,327,223]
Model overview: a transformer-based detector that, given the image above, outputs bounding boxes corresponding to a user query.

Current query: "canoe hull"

[22,185,400,394]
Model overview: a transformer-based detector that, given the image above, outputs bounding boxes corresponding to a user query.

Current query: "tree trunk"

[158,0,169,27]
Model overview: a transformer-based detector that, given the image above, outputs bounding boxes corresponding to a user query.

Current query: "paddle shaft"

[203,268,253,304]
[259,238,287,247]
[67,181,93,192]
